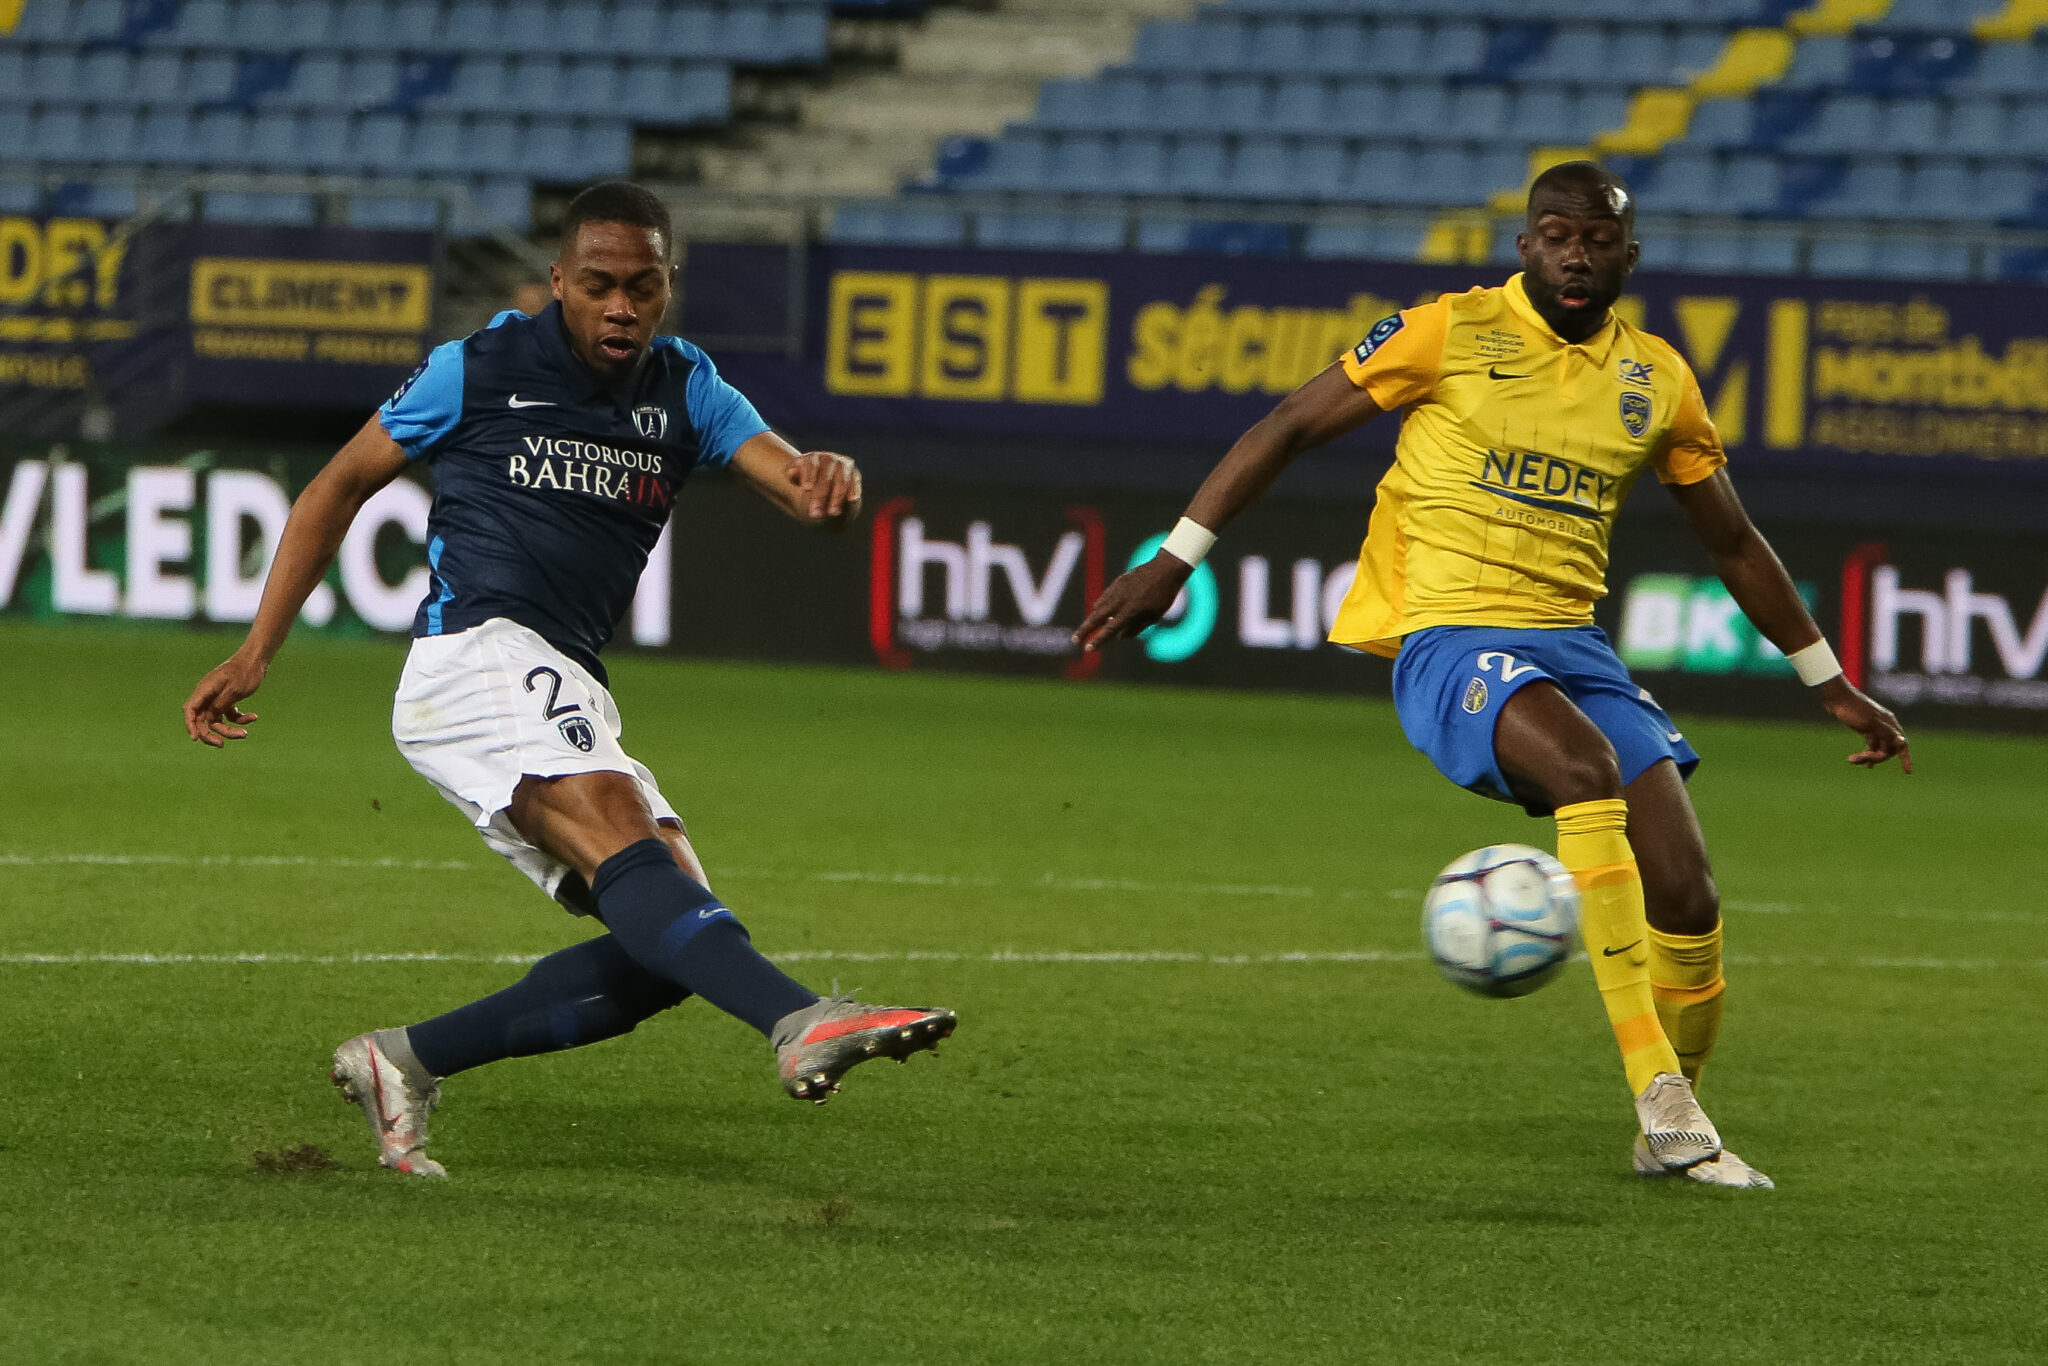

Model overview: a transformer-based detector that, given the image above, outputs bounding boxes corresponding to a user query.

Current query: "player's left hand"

[183,650,268,748]
[1817,677,1912,773]
[787,451,861,526]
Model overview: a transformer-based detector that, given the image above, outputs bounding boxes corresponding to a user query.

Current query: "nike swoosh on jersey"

[1666,730,1685,742]
[507,395,557,408]
[1487,366,1529,380]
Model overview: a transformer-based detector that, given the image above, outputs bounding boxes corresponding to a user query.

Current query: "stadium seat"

[467,115,524,174]
[1781,37,1851,90]
[828,203,966,246]
[1944,96,2005,155]
[1882,99,1943,154]
[301,110,351,167]
[1955,42,2039,96]
[349,194,442,230]
[1356,19,1425,75]
[1808,231,1879,277]
[188,53,240,105]
[1870,233,1973,281]
[410,112,468,173]
[1166,134,1230,196]
[354,111,410,172]
[1446,84,1508,141]
[975,213,1124,251]
[608,1,662,53]
[76,48,128,103]
[246,110,302,168]
[465,174,532,232]
[204,190,317,225]
[137,108,195,164]
[1267,75,1330,133]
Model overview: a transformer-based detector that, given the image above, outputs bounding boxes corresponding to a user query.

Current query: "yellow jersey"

[1327,273,1725,658]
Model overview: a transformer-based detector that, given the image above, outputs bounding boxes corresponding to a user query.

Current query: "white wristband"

[1786,638,1843,687]
[1160,517,1217,569]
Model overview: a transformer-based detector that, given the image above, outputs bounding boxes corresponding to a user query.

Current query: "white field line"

[1,950,2044,972]
[3,854,2041,925]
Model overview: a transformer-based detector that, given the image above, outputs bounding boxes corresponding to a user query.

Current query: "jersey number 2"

[1475,651,1538,682]
[523,666,583,720]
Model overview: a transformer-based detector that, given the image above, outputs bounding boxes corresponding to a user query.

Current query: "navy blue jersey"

[378,303,768,681]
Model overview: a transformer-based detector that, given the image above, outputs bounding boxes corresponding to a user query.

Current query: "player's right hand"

[183,652,268,748]
[1817,677,1912,774]
[1073,552,1192,653]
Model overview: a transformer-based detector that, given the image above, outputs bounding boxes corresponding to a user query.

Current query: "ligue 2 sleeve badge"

[1619,391,1651,439]
[1353,314,1405,364]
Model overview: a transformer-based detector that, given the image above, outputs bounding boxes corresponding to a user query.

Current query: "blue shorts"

[1390,625,1700,816]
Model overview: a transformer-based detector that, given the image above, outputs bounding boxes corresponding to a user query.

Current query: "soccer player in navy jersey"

[182,183,954,1178]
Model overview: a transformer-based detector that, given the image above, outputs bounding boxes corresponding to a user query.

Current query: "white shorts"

[393,616,678,911]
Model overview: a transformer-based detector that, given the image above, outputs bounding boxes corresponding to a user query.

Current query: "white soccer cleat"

[1633,1071,1722,1171]
[330,1032,447,1178]
[1633,1135,1774,1189]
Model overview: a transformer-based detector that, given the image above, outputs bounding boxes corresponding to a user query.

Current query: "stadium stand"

[0,0,836,231]
[830,0,2048,278]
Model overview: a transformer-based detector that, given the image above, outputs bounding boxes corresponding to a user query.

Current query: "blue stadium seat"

[1783,95,1879,154]
[205,191,318,225]
[1324,78,1388,132]
[1973,163,2036,221]
[467,115,523,174]
[1870,233,1973,281]
[1719,153,1779,214]
[1379,79,1452,137]
[1882,99,1942,153]
[246,110,302,168]
[301,110,350,166]
[663,5,720,58]
[559,2,607,53]
[2010,99,2048,153]
[828,203,966,246]
[137,108,195,163]
[1902,159,1972,220]
[385,0,443,47]
[1808,231,1878,276]
[0,51,24,105]
[1247,17,1312,73]
[975,213,1124,251]
[1343,143,1416,203]
[350,193,442,230]
[29,51,78,102]
[354,111,409,172]
[1035,79,1103,129]
[1522,25,1605,83]
[1304,219,1427,260]
[0,181,41,214]
[1357,19,1425,75]
[76,49,129,104]
[10,0,67,41]
[1047,132,1113,192]
[1651,149,1720,213]
[131,51,183,104]
[1884,0,1999,29]
[1447,84,1508,140]
[1608,27,1675,86]
[1946,97,2006,155]
[1132,22,1201,71]
[170,0,235,46]
[1227,133,1294,198]
[193,107,250,165]
[409,112,467,172]
[973,131,1051,191]
[1135,218,1192,253]
[1807,157,1907,218]
[608,1,662,53]
[1781,37,1850,89]
[1678,98,1752,149]
[723,6,779,63]
[82,107,139,162]
[578,118,632,175]
[520,117,576,177]
[445,0,501,51]
[502,1,553,53]
[1153,76,1213,131]
[1166,134,1230,195]
[1267,75,1330,133]
[561,57,622,115]
[1422,19,1485,76]
[465,175,532,232]
[188,53,240,105]
[1214,76,1267,130]
[1508,86,1575,144]
[1095,73,1151,130]
[290,53,347,107]
[505,55,565,114]
[1955,42,2038,96]
[1117,132,1170,194]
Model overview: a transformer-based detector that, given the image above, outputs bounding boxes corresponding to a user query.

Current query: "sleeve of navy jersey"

[676,340,770,468]
[378,338,466,460]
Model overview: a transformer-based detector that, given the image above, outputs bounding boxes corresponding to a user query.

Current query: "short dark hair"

[1527,160,1635,231]
[560,181,673,260]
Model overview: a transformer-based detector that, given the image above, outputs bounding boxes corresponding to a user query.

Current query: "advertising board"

[4,448,2040,733]
[704,244,2048,474]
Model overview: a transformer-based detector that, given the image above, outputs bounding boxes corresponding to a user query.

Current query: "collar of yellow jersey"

[1504,273,1621,364]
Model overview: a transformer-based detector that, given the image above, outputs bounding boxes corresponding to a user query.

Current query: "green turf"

[3,621,2043,1365]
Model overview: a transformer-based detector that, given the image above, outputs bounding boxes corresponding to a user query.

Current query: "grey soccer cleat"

[1632,1135,1775,1189]
[330,1030,446,1178]
[772,996,956,1105]
[1633,1071,1722,1172]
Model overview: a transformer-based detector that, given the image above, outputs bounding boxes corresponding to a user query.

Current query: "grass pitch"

[3,621,2044,1365]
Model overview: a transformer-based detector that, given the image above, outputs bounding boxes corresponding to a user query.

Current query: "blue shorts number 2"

[1389,624,1700,816]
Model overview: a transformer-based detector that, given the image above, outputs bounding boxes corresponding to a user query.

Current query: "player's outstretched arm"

[1074,364,1382,651]
[1670,470,1912,773]
[729,431,861,529]
[182,416,410,747]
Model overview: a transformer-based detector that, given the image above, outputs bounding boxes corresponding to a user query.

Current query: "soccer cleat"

[1633,1071,1722,1171]
[1632,1135,1774,1188]
[330,1031,446,1178]
[772,996,956,1105]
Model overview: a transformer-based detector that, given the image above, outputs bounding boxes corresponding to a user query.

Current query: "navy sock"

[406,934,687,1078]
[592,838,819,1037]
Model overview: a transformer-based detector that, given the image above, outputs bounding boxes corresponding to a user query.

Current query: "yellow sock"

[1555,798,1682,1096]
[1650,924,1724,1087]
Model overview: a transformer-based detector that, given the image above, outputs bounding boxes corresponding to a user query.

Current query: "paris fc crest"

[631,404,668,440]
[558,716,597,752]
[1619,391,1651,439]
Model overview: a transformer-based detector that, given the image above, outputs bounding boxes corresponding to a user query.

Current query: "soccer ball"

[1421,844,1581,999]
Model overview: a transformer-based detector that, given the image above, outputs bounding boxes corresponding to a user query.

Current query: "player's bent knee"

[1543,748,1625,809]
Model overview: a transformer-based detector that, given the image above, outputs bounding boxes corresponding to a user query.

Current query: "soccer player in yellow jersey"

[1075,163,1911,1189]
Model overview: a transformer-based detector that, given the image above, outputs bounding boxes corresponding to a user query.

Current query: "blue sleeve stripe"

[424,535,454,634]
[378,338,466,460]
[672,336,768,469]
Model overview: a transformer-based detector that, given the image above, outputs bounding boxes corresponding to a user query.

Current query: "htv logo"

[869,498,1103,674]
[1844,544,2048,711]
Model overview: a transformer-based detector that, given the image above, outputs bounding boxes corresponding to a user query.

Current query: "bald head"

[1527,161,1635,233]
